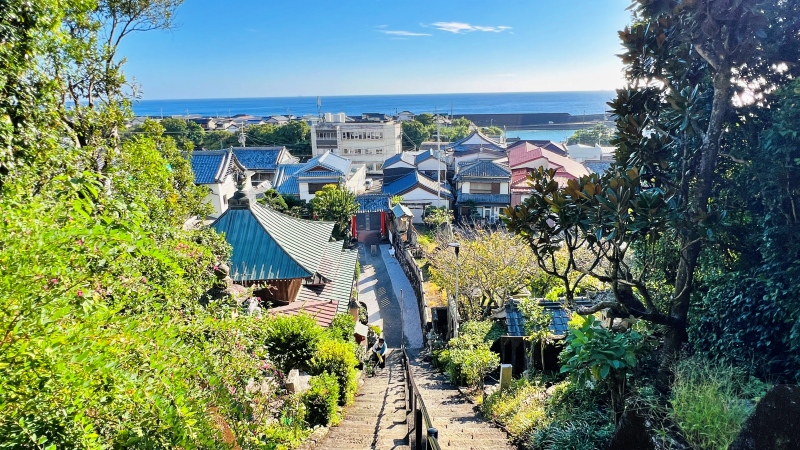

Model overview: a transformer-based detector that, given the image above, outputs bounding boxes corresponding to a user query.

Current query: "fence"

[392,237,428,337]
[401,347,441,450]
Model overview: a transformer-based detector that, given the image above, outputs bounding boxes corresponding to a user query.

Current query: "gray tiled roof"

[456,192,510,205]
[446,130,505,153]
[274,151,351,196]
[584,161,613,174]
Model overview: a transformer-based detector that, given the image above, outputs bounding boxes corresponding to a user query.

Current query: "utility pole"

[238,122,246,147]
[437,117,442,208]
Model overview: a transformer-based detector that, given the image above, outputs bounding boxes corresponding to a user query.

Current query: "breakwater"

[460,113,608,129]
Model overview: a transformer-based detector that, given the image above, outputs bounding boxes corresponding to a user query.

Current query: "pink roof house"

[507,141,591,206]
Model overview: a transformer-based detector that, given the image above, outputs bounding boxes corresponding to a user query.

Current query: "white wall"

[205,175,238,217]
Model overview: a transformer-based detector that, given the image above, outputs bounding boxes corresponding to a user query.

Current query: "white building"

[190,148,246,218]
[311,112,402,174]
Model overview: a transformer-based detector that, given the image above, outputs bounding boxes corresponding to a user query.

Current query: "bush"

[670,356,769,450]
[264,314,324,373]
[302,373,340,427]
[310,339,359,406]
[437,321,500,387]
[482,378,548,437]
[327,313,356,342]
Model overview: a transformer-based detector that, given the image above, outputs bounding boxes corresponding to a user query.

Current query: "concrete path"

[407,349,514,450]
[357,244,423,349]
[317,350,408,450]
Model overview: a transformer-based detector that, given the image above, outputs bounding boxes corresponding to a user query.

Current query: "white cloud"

[430,22,511,34]
[379,30,431,37]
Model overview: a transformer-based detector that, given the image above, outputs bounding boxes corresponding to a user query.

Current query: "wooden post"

[500,364,513,391]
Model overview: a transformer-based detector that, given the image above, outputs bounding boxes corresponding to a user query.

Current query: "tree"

[567,124,613,146]
[416,113,435,126]
[505,0,800,381]
[402,121,430,150]
[160,117,204,150]
[423,205,453,228]
[426,229,545,321]
[258,188,289,212]
[309,184,359,240]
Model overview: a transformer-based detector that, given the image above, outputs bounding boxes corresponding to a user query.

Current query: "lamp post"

[448,242,461,338]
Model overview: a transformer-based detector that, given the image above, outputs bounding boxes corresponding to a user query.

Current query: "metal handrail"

[399,289,440,450]
[402,346,441,450]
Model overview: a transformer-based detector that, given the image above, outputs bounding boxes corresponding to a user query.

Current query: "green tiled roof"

[295,241,358,314]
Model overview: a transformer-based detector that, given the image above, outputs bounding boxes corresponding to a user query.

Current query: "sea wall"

[461,113,607,129]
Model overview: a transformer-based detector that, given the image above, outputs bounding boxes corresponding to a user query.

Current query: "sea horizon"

[131,90,616,119]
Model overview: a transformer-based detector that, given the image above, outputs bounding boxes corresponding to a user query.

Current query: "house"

[566,144,615,162]
[189,117,217,131]
[397,110,415,122]
[232,146,298,185]
[382,149,446,185]
[210,192,358,322]
[515,139,568,156]
[507,141,591,206]
[383,171,452,224]
[311,112,402,174]
[445,129,507,168]
[453,159,511,223]
[274,150,365,202]
[190,148,246,217]
[265,115,290,126]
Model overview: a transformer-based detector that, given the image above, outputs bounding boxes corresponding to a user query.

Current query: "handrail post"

[427,427,438,449]
[415,407,423,450]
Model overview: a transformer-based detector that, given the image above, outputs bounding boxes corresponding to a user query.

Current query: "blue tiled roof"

[454,160,511,181]
[356,195,390,213]
[383,152,415,168]
[191,151,229,184]
[505,300,572,337]
[584,161,613,174]
[446,130,505,153]
[456,192,510,206]
[383,171,452,199]
[232,147,285,171]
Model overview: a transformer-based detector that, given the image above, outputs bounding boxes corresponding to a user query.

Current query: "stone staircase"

[408,353,514,450]
[317,349,408,450]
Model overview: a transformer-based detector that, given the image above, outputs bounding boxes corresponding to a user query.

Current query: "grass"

[670,356,770,450]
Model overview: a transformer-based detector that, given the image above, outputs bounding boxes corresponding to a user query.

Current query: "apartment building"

[310,112,402,174]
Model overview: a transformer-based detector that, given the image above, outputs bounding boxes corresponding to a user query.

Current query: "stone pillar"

[499,364,513,391]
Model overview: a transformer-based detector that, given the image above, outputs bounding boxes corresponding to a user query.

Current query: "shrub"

[264,314,324,373]
[482,378,548,437]
[302,373,340,427]
[327,313,356,342]
[310,339,359,406]
[438,321,500,387]
[670,356,769,450]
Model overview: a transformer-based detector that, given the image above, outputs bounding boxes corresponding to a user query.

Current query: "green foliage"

[159,117,204,150]
[310,339,359,406]
[309,184,359,240]
[302,373,340,427]
[401,121,430,150]
[437,321,500,388]
[389,195,404,206]
[482,378,613,449]
[264,314,324,373]
[519,299,553,371]
[422,205,453,227]
[566,124,612,146]
[258,188,289,212]
[327,313,356,343]
[670,357,769,450]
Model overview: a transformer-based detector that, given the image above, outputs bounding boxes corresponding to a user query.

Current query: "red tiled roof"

[269,300,340,328]
[507,141,590,181]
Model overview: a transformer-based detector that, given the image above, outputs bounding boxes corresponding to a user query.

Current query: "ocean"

[131,91,615,119]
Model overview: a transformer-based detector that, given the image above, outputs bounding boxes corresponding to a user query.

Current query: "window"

[354,148,362,154]
[308,183,329,195]
[365,148,372,154]
[375,148,383,155]
[343,148,351,154]
[374,163,383,170]
[471,182,500,194]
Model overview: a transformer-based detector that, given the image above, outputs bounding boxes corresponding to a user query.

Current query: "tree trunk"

[659,67,732,387]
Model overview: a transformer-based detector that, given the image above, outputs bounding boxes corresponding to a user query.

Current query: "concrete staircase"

[317,349,408,450]
[408,353,514,450]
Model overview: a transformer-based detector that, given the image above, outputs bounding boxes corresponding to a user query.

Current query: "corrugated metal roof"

[392,204,414,218]
[456,192,511,206]
[356,195,390,213]
[454,160,511,180]
[211,203,335,281]
[295,242,358,315]
[211,208,312,280]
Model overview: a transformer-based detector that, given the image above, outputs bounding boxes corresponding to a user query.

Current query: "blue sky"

[119,0,632,100]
